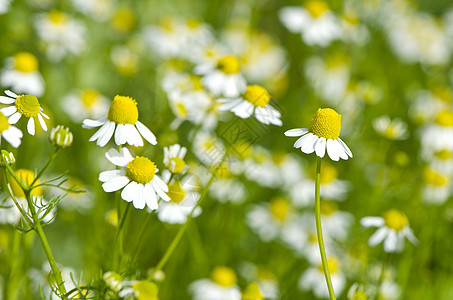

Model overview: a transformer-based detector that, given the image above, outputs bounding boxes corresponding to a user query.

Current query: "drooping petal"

[38,113,47,131]
[27,117,35,136]
[152,174,169,192]
[144,183,158,210]
[384,230,398,252]
[338,138,353,158]
[132,184,146,209]
[0,106,17,116]
[368,227,388,246]
[285,128,308,137]
[97,121,116,147]
[314,137,327,158]
[360,217,385,228]
[125,125,144,147]
[99,170,124,182]
[102,176,130,192]
[8,112,21,124]
[114,124,127,146]
[121,182,138,203]
[151,180,170,202]
[82,117,106,129]
[326,139,340,161]
[105,148,132,167]
[301,134,318,154]
[136,121,157,145]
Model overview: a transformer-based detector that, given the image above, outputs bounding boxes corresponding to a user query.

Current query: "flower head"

[0,112,22,148]
[285,108,352,161]
[50,125,73,148]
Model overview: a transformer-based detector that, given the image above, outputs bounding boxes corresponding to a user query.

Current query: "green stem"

[30,148,60,187]
[148,154,226,280]
[314,156,336,300]
[112,202,131,271]
[132,211,155,259]
[2,168,33,226]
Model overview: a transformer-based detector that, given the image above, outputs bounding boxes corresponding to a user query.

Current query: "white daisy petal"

[294,132,313,149]
[132,185,146,209]
[105,148,131,167]
[99,170,123,182]
[97,121,116,147]
[315,137,327,158]
[301,134,318,154]
[403,227,418,245]
[360,217,385,227]
[368,227,388,246]
[5,90,18,98]
[102,176,130,192]
[326,139,340,161]
[125,125,144,147]
[0,96,16,104]
[338,138,353,158]
[2,130,21,148]
[114,124,127,146]
[8,112,21,124]
[121,182,138,203]
[0,106,17,116]
[89,122,111,142]
[384,230,398,252]
[151,180,170,201]
[38,113,47,131]
[27,117,35,135]
[144,183,158,210]
[82,118,106,129]
[136,120,157,145]
[152,175,169,192]
[334,140,348,160]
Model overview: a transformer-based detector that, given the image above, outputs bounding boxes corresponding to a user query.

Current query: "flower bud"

[50,125,73,148]
[0,150,15,166]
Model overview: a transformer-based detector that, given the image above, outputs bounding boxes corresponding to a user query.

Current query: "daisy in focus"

[0,52,45,97]
[82,95,157,147]
[190,266,241,300]
[285,108,352,161]
[279,0,342,47]
[361,209,417,253]
[99,147,170,210]
[0,90,49,135]
[0,112,23,148]
[195,55,246,98]
[218,85,282,126]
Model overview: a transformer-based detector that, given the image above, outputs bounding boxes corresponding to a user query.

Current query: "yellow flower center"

[243,85,271,107]
[167,157,186,174]
[174,102,188,117]
[216,55,241,74]
[308,108,342,140]
[106,209,118,226]
[435,149,452,161]
[190,75,204,91]
[112,8,136,33]
[383,209,408,231]
[343,10,360,25]
[14,52,39,73]
[434,110,453,127]
[126,157,156,184]
[271,151,287,165]
[187,19,201,30]
[168,181,186,203]
[131,281,159,300]
[304,0,329,18]
[15,94,41,118]
[48,11,68,25]
[0,113,10,133]
[107,95,138,124]
[309,234,318,243]
[318,257,339,274]
[10,169,42,198]
[424,169,448,186]
[270,197,290,222]
[242,282,264,300]
[214,162,231,179]
[320,200,338,216]
[81,89,100,108]
[211,267,237,287]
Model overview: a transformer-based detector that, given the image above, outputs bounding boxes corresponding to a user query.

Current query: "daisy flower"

[99,147,170,210]
[0,112,23,148]
[422,168,451,205]
[279,0,342,47]
[195,55,246,98]
[190,267,241,300]
[0,52,45,97]
[373,116,409,140]
[218,85,282,126]
[118,280,159,300]
[420,109,453,154]
[82,95,157,147]
[62,89,109,123]
[0,90,49,135]
[361,209,418,253]
[163,144,188,174]
[285,108,352,161]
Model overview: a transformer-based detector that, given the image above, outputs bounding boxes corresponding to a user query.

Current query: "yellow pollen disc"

[318,257,339,274]
[168,181,186,203]
[106,209,118,226]
[107,95,138,124]
[190,75,204,91]
[10,169,42,198]
[435,149,452,161]
[214,162,231,179]
[0,113,10,132]
[15,94,41,118]
[304,0,329,18]
[434,110,453,127]
[131,281,159,300]
[168,157,186,174]
[270,197,290,222]
[243,85,271,107]
[320,200,338,216]
[211,267,237,287]
[216,55,241,74]
[383,209,408,231]
[242,282,264,300]
[308,108,342,140]
[126,157,156,184]
[14,52,39,73]
[424,169,448,186]
[81,89,100,108]
[309,234,318,243]
[112,8,136,33]
[175,103,188,117]
[48,11,68,25]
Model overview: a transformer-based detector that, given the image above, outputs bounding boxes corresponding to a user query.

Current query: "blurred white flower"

[190,267,241,300]
[373,116,409,140]
[0,112,23,148]
[62,89,109,123]
[422,168,451,205]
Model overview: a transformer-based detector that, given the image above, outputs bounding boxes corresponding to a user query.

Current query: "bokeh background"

[0,0,453,299]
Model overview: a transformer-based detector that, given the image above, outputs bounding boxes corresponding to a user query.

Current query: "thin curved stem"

[315,156,336,300]
[112,202,131,272]
[30,148,60,187]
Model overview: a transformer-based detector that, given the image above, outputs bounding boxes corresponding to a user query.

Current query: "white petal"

[334,139,348,160]
[384,230,398,252]
[151,180,170,201]
[2,130,21,148]
[301,134,318,154]
[121,182,138,203]
[102,176,130,192]
[360,217,384,227]
[0,97,16,104]
[8,112,21,124]
[144,183,158,210]
[114,124,127,146]
[27,117,35,135]
[315,137,327,158]
[89,122,111,142]
[5,90,18,98]
[368,227,388,246]
[125,125,143,147]
[338,138,353,158]
[136,121,157,145]
[82,118,106,129]
[97,122,115,147]
[38,113,47,131]
[152,175,169,192]
[132,185,146,209]
[99,170,123,182]
[326,139,340,161]
[0,106,17,116]
[403,227,418,245]
[105,148,132,167]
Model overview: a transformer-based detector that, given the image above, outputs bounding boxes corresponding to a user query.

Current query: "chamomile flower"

[99,147,170,210]
[422,168,451,205]
[373,116,409,140]
[1,52,45,96]
[62,89,109,123]
[361,209,418,253]
[118,280,159,300]
[163,144,188,174]
[0,112,23,148]
[285,108,352,161]
[190,267,241,300]
[0,90,49,135]
[218,85,282,126]
[420,109,453,154]
[82,95,157,147]
[279,0,342,47]
[195,55,246,98]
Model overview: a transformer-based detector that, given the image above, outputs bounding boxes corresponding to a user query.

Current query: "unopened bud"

[50,125,73,148]
[0,150,15,166]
